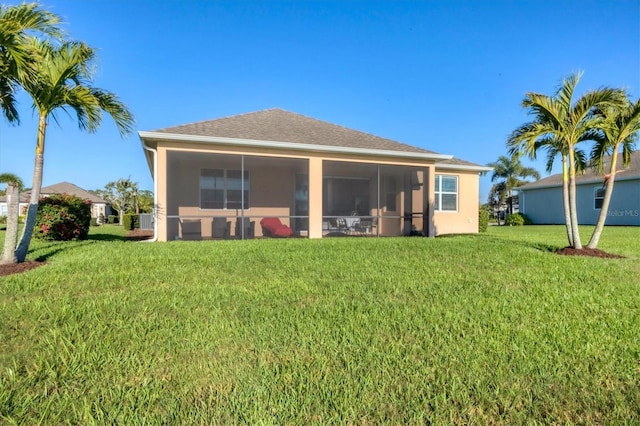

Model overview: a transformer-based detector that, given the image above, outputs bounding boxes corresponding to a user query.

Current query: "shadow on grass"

[438,232,561,254]
[86,233,127,242]
[30,231,127,261]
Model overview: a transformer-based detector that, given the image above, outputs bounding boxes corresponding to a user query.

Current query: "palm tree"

[0,173,24,264]
[507,72,625,249]
[527,139,588,246]
[14,40,134,263]
[0,3,62,122]
[487,154,540,215]
[587,96,640,249]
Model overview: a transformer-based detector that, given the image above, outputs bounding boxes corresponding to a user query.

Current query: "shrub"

[91,217,99,227]
[505,212,531,226]
[35,194,92,241]
[99,213,105,224]
[108,215,118,224]
[0,215,6,224]
[479,207,490,233]
[122,214,140,231]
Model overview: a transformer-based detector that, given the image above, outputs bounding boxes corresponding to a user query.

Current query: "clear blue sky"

[1,0,638,201]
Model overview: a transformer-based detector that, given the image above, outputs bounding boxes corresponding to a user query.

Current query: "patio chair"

[212,217,231,239]
[260,217,293,238]
[179,218,201,240]
[235,216,255,239]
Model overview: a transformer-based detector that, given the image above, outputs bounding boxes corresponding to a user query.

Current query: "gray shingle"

[154,108,436,154]
[519,151,640,190]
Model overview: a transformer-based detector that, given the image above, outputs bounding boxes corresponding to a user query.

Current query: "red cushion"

[260,217,293,237]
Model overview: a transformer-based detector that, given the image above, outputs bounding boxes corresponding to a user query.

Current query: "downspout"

[141,141,158,242]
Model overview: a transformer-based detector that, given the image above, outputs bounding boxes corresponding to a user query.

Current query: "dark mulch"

[556,247,625,259]
[125,229,154,241]
[0,260,46,277]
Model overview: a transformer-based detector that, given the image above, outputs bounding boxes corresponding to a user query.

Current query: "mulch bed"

[124,229,154,241]
[556,247,625,259]
[0,260,46,277]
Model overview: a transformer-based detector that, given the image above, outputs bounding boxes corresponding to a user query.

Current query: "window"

[200,169,249,209]
[435,175,458,211]
[385,176,397,212]
[594,187,605,209]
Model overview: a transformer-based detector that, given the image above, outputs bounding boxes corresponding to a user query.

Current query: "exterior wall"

[521,179,640,225]
[519,187,565,224]
[433,171,481,235]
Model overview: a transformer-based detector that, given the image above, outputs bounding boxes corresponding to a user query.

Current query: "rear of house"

[139,109,490,241]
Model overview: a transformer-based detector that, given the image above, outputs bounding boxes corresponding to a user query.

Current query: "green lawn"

[1,225,639,424]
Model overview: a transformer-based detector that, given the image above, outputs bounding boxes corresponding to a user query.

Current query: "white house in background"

[518,151,640,226]
[0,181,112,222]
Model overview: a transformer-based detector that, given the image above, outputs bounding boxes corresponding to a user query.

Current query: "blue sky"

[1,0,638,200]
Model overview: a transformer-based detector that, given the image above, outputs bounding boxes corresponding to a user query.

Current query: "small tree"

[97,178,138,225]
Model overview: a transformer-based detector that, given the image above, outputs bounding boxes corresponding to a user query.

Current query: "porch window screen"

[594,187,605,209]
[435,175,458,211]
[200,169,249,209]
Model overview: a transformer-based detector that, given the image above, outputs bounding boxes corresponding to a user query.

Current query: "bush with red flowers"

[35,194,92,241]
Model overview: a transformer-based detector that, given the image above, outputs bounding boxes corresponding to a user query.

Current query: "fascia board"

[519,174,640,191]
[138,131,453,162]
[436,163,493,172]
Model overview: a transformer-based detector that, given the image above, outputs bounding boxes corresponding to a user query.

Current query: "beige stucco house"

[138,109,490,241]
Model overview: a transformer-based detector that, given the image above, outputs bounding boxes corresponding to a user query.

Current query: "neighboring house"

[138,108,491,241]
[0,181,112,222]
[518,151,640,225]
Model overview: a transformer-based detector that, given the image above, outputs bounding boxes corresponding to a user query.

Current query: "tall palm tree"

[14,40,134,263]
[0,3,62,122]
[587,96,640,249]
[0,173,23,264]
[487,154,540,214]
[507,72,625,249]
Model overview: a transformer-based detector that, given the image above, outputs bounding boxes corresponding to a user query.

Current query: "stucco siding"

[433,171,480,235]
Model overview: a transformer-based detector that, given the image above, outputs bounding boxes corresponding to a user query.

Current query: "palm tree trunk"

[561,155,574,247]
[15,114,46,263]
[587,150,619,249]
[567,148,582,249]
[1,182,20,264]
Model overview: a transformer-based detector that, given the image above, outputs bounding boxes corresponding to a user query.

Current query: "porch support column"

[308,157,323,239]
[157,147,168,242]
[424,166,436,237]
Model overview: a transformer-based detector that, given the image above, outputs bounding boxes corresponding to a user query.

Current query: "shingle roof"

[26,182,107,203]
[153,108,436,154]
[518,151,640,190]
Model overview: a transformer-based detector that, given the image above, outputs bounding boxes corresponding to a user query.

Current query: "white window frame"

[435,174,458,212]
[200,168,250,210]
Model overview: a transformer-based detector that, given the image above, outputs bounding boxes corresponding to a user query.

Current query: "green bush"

[0,215,6,224]
[91,217,99,227]
[108,215,118,224]
[122,214,140,231]
[479,207,490,233]
[99,213,105,224]
[35,194,91,241]
[505,212,531,226]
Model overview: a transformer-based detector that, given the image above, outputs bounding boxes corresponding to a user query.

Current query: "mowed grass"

[1,225,639,424]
